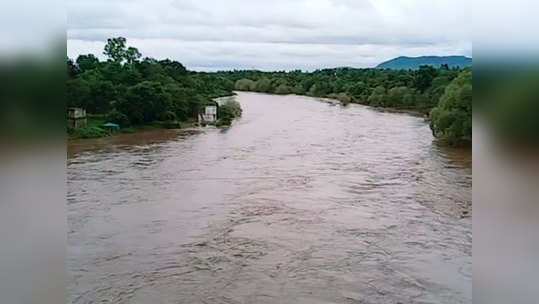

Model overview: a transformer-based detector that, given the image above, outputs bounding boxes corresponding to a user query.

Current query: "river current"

[68,92,472,303]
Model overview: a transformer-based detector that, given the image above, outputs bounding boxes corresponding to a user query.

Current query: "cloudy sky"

[67,0,471,71]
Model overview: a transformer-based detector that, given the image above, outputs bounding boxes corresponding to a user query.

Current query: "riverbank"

[320,94,429,116]
[68,115,200,140]
[68,93,241,140]
[238,90,430,117]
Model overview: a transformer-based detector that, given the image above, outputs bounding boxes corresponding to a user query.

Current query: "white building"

[199,105,217,122]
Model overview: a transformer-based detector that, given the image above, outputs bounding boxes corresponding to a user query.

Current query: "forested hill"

[376,56,472,70]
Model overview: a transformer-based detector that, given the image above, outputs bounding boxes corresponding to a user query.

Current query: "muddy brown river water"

[68,92,471,304]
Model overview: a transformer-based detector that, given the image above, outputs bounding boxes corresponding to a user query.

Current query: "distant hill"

[376,56,472,70]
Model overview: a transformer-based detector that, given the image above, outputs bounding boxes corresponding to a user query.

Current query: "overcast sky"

[67,0,471,71]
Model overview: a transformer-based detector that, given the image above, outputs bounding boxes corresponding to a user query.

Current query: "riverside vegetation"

[221,66,471,146]
[67,37,239,138]
[68,37,471,145]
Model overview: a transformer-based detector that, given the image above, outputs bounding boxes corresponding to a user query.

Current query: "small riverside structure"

[199,105,217,123]
[102,122,120,132]
[67,107,87,129]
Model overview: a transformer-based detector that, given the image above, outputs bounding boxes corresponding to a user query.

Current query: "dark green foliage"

[69,126,106,139]
[387,86,413,107]
[68,37,470,145]
[368,86,387,107]
[214,65,470,145]
[118,81,172,124]
[309,82,331,97]
[327,92,352,105]
[414,65,438,93]
[104,37,128,63]
[212,65,463,114]
[274,84,292,94]
[76,54,99,73]
[67,37,234,129]
[429,69,472,145]
[254,78,272,93]
[67,57,79,78]
[125,47,142,65]
[105,109,130,127]
[235,78,256,91]
[217,99,242,126]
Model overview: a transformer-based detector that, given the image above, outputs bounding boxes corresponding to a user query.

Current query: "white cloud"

[67,0,471,70]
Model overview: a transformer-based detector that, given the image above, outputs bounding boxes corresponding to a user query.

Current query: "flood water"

[68,92,472,304]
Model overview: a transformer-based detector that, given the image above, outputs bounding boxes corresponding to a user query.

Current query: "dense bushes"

[67,37,234,129]
[105,109,130,126]
[68,126,106,139]
[235,79,256,91]
[68,37,470,145]
[429,69,472,145]
[217,65,471,145]
[219,65,463,112]
[275,84,292,94]
[327,92,352,105]
[217,99,242,126]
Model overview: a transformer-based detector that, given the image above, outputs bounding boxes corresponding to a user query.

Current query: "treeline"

[67,37,235,130]
[430,69,472,145]
[217,66,463,112]
[67,37,470,144]
[213,66,471,145]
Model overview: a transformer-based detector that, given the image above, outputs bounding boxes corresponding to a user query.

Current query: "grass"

[68,115,199,140]
[86,115,107,129]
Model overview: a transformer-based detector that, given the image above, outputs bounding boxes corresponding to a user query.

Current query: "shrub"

[105,109,130,126]
[328,92,352,105]
[275,84,291,94]
[217,99,242,126]
[69,126,106,139]
[234,79,256,91]
[254,78,272,93]
[429,69,472,145]
[368,86,387,107]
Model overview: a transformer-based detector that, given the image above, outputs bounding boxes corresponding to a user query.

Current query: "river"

[68,92,472,303]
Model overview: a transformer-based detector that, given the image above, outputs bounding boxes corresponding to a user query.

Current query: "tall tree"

[104,37,127,63]
[429,69,472,145]
[414,65,438,93]
[76,54,99,73]
[125,47,142,65]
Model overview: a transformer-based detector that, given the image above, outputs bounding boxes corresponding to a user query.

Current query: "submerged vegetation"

[217,98,243,126]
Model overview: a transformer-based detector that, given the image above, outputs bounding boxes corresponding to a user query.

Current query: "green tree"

[118,81,172,124]
[103,37,142,65]
[254,78,272,93]
[217,99,242,126]
[275,84,291,94]
[368,85,387,106]
[76,54,99,73]
[104,37,127,63]
[414,65,438,93]
[235,78,256,91]
[125,47,142,65]
[429,69,472,145]
[309,82,330,97]
[67,57,79,78]
[105,109,130,126]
